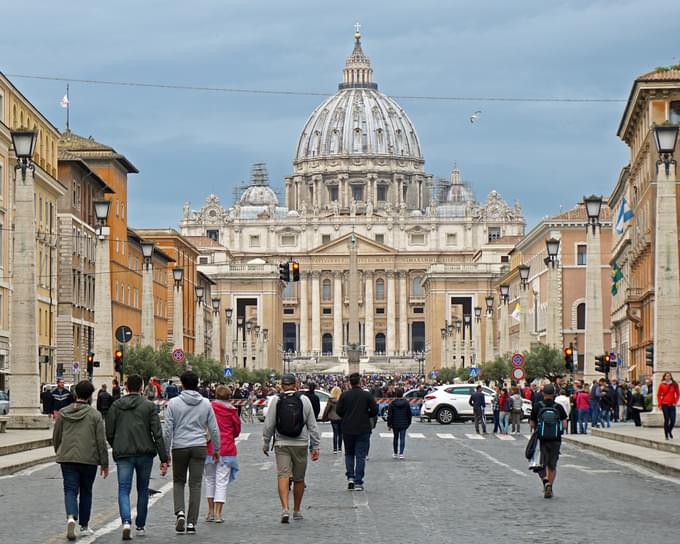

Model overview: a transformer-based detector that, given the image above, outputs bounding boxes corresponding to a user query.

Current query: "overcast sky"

[2,0,678,229]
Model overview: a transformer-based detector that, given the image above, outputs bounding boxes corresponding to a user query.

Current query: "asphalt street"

[1,420,679,543]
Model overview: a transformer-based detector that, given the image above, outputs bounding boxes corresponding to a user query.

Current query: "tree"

[523,344,565,382]
[435,367,457,384]
[480,356,511,384]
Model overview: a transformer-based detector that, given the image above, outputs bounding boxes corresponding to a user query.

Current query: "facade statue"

[366,199,373,217]
[233,203,241,219]
[350,198,357,217]
[332,200,340,216]
[183,201,191,221]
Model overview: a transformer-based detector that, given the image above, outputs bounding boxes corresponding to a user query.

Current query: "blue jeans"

[500,412,510,433]
[492,409,500,433]
[662,404,677,437]
[343,432,371,485]
[117,455,154,528]
[392,429,407,455]
[331,421,343,451]
[61,463,98,527]
[601,409,611,428]
[590,401,601,427]
[578,408,590,434]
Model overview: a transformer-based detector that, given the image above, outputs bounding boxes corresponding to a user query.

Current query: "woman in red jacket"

[657,372,680,440]
[204,385,241,523]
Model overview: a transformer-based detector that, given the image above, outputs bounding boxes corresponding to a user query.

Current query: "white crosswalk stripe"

[322,432,334,438]
[465,433,485,440]
[496,434,516,441]
[379,433,392,438]
[436,433,457,440]
[236,433,250,442]
[408,433,425,438]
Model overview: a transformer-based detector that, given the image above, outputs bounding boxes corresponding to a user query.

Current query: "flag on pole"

[615,198,634,235]
[60,93,69,109]
[511,303,520,321]
[611,262,624,296]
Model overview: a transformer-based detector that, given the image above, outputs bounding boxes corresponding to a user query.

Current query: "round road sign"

[172,348,185,363]
[512,367,526,381]
[511,353,525,367]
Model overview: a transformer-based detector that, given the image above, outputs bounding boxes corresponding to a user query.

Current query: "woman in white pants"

[204,386,241,523]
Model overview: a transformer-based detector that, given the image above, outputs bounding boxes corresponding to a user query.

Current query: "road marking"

[465,434,484,440]
[496,434,516,441]
[236,433,250,442]
[436,433,456,440]
[562,463,620,474]
[259,461,272,471]
[379,433,392,438]
[408,433,425,438]
[469,447,529,478]
[322,432,333,438]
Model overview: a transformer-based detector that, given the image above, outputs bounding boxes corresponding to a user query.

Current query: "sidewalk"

[0,428,54,476]
[564,422,680,478]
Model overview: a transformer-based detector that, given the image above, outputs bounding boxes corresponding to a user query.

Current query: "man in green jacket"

[53,380,109,541]
[106,374,169,540]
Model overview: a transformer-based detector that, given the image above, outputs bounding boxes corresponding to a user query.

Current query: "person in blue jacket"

[386,388,412,459]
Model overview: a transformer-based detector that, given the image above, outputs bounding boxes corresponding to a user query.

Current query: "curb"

[591,428,680,455]
[0,438,53,457]
[0,452,56,477]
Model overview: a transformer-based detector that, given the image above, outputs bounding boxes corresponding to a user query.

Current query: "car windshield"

[0,391,8,401]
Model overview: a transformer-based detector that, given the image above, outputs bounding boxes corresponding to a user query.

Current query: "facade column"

[299,273,308,355]
[546,263,562,348]
[173,282,184,350]
[236,321,243,368]
[92,223,113,394]
[224,312,232,368]
[333,272,343,356]
[464,323,471,368]
[364,271,374,356]
[141,262,155,348]
[211,308,221,362]
[399,272,408,354]
[245,327,252,369]
[194,300,205,356]
[499,302,508,355]
[474,317,482,365]
[486,310,495,362]
[518,286,531,353]
[584,226,604,382]
[311,272,321,354]
[8,167,46,426]
[386,271,396,355]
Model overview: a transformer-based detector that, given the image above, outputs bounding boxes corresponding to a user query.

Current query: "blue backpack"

[536,402,562,440]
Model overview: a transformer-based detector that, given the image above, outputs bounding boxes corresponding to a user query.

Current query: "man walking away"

[51,378,74,418]
[165,380,179,400]
[106,374,169,540]
[336,373,378,491]
[111,379,121,401]
[530,384,567,499]
[53,380,109,540]
[468,385,487,434]
[262,374,320,523]
[303,382,321,420]
[96,384,113,420]
[386,388,412,459]
[164,371,220,535]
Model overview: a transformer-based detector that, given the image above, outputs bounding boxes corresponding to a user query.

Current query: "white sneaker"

[80,526,95,536]
[136,527,146,537]
[66,516,78,541]
[122,522,132,541]
[399,454,405,460]
[392,453,398,459]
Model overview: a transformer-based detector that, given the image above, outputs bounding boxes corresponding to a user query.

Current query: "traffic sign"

[512,367,526,381]
[115,325,133,344]
[469,367,479,377]
[172,348,185,363]
[511,353,525,367]
[72,361,80,372]
[224,367,233,378]
[430,370,438,379]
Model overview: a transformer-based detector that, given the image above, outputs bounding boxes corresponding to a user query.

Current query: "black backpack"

[275,393,305,438]
[536,402,562,440]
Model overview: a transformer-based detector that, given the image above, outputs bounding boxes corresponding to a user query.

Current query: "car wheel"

[435,406,456,425]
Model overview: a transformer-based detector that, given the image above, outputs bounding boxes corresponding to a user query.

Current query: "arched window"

[322,279,332,301]
[322,333,333,355]
[376,278,385,300]
[375,333,386,354]
[577,303,586,330]
[411,275,424,297]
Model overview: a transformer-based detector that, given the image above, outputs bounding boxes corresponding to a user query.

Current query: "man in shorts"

[263,374,320,523]
[530,383,568,498]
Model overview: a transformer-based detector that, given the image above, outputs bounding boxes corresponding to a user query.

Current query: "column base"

[7,413,51,429]
[641,410,665,428]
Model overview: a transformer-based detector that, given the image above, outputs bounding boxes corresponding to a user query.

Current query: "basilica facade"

[180,31,525,372]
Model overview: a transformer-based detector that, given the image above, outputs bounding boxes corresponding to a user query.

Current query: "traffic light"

[564,345,574,372]
[291,261,300,282]
[645,345,654,368]
[594,354,607,374]
[278,262,290,282]
[114,349,124,374]
[86,353,94,376]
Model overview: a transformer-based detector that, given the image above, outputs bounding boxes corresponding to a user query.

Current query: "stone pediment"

[309,232,397,255]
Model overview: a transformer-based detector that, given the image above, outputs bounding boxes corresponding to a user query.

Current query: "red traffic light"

[114,349,123,360]
[86,354,94,364]
[563,347,573,358]
[604,354,610,363]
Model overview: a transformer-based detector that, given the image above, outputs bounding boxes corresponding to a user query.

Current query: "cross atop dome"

[340,24,377,90]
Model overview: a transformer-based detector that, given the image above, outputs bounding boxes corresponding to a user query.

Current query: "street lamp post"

[262,328,269,370]
[583,194,604,382]
[485,295,495,362]
[237,316,244,368]
[518,264,531,353]
[255,325,261,369]
[224,307,233,368]
[545,237,562,348]
[499,284,510,355]
[92,198,114,394]
[453,320,461,368]
[140,241,155,348]
[210,298,221,363]
[646,123,680,424]
[172,267,184,350]
[194,286,205,356]
[8,129,48,427]
[246,320,253,369]
[463,314,472,368]
[474,306,482,365]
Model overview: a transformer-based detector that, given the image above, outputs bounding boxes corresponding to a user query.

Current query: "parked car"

[260,389,330,422]
[0,390,9,415]
[378,387,433,420]
[420,384,531,424]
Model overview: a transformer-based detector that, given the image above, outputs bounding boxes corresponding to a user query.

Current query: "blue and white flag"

[615,198,634,235]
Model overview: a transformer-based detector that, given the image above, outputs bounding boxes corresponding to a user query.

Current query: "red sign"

[172,348,185,363]
[511,367,526,381]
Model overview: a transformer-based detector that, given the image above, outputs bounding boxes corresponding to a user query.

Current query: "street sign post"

[512,367,526,381]
[115,325,133,344]
[511,353,525,367]
[469,367,479,378]
[72,361,80,374]
[172,348,185,364]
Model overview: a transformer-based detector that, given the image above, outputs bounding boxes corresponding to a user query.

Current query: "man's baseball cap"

[281,373,296,385]
[543,383,556,395]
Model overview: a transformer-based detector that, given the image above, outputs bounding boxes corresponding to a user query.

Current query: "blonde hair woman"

[322,386,343,453]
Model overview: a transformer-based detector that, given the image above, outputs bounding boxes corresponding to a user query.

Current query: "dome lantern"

[339,24,377,90]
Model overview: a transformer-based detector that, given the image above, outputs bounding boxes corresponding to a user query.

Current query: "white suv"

[421,385,531,424]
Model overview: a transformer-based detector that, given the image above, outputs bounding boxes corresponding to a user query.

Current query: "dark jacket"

[106,394,168,462]
[303,390,321,420]
[96,390,113,414]
[111,385,121,401]
[468,390,486,410]
[165,383,179,399]
[50,387,74,412]
[336,386,378,435]
[387,399,412,431]
[53,402,108,468]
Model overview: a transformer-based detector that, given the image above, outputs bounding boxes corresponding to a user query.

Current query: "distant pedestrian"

[164,371,220,536]
[499,388,512,434]
[336,373,378,491]
[204,385,240,524]
[96,384,113,419]
[658,372,680,440]
[50,378,74,418]
[386,388,412,459]
[111,379,121,401]
[575,385,591,434]
[41,384,52,414]
[492,386,502,433]
[303,382,321,420]
[262,374,320,523]
[106,374,169,540]
[510,386,523,434]
[468,385,487,434]
[555,389,571,435]
[165,380,179,399]
[530,384,567,499]
[144,378,158,401]
[321,386,343,453]
[630,385,645,427]
[53,380,109,540]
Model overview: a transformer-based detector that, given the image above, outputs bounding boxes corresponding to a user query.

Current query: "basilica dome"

[295,32,422,162]
[239,184,279,206]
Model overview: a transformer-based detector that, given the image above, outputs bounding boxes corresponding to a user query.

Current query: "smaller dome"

[239,185,279,207]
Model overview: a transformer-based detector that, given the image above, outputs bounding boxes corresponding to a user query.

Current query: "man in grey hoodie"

[163,371,220,535]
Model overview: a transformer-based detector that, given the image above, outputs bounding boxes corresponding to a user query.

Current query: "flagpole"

[66,84,70,131]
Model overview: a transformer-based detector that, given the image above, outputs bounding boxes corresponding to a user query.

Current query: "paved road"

[2,420,679,543]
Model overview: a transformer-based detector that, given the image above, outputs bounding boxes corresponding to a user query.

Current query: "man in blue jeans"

[106,374,169,540]
[336,373,378,491]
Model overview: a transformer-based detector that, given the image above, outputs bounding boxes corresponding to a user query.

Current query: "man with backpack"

[262,374,320,524]
[529,383,568,499]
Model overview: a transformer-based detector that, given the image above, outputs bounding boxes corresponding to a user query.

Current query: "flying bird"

[469,110,482,124]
